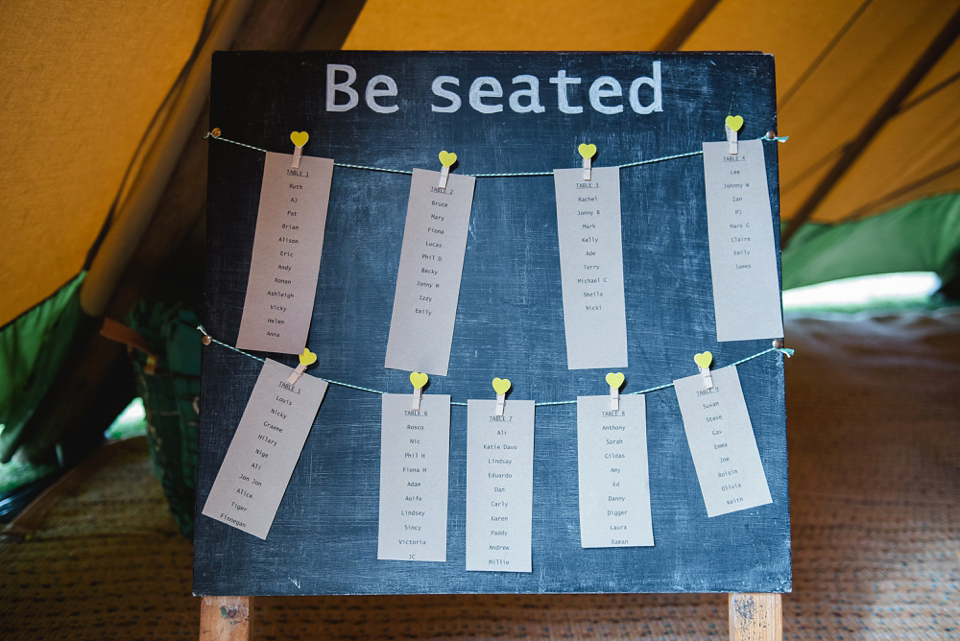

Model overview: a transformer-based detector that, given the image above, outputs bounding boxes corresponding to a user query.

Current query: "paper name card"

[237,152,334,354]
[465,399,535,572]
[674,365,772,517]
[702,140,783,342]
[577,394,654,548]
[385,169,476,376]
[377,393,451,562]
[201,359,327,539]
[553,167,628,369]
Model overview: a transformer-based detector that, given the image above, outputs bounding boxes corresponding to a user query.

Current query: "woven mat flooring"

[2,311,959,640]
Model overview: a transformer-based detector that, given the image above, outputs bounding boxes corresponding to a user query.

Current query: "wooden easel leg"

[200,596,252,641]
[729,593,781,641]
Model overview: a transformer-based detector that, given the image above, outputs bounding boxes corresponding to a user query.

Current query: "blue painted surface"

[195,52,790,596]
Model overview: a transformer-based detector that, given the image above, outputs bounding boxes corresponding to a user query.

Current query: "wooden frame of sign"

[198,593,782,640]
[197,52,788,640]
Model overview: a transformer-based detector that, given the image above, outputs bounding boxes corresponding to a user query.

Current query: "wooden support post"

[200,596,252,641]
[729,593,782,641]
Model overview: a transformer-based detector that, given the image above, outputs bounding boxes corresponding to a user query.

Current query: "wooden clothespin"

[578,143,597,180]
[724,116,743,155]
[287,347,317,385]
[492,377,511,417]
[410,372,428,411]
[605,372,624,411]
[694,351,714,389]
[290,131,309,168]
[438,150,457,188]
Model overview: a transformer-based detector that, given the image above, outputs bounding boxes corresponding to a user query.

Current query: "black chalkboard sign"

[195,52,789,596]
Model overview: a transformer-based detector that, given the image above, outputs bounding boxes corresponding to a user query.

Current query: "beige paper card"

[465,399,535,573]
[384,169,476,376]
[201,359,327,539]
[674,365,772,517]
[237,152,334,354]
[577,394,653,547]
[377,393,451,562]
[702,140,783,342]
[553,167,628,369]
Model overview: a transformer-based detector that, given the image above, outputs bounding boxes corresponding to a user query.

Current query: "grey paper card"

[465,399,535,573]
[377,393,451,562]
[702,140,783,342]
[201,359,327,539]
[385,169,476,376]
[236,152,334,354]
[674,365,772,517]
[576,394,654,548]
[553,167,628,369]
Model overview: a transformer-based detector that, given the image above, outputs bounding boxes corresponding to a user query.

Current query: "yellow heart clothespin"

[290,131,309,168]
[438,150,457,189]
[724,116,743,155]
[492,377,511,416]
[694,351,714,389]
[287,347,316,385]
[578,143,597,180]
[605,372,625,411]
[410,371,428,410]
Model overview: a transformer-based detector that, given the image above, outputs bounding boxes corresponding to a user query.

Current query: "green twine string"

[204,131,787,178]
[196,326,792,407]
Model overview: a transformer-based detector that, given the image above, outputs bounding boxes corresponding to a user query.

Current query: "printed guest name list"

[377,394,451,562]
[385,169,476,376]
[465,399,535,572]
[237,152,334,354]
[674,365,772,517]
[201,359,327,539]
[553,167,628,369]
[577,395,653,547]
[702,140,783,342]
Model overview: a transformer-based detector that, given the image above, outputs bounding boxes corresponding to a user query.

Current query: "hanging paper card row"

[235,137,782,375]
[202,355,772,574]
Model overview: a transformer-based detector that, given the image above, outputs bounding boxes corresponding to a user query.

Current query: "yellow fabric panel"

[727,0,960,223]
[810,39,960,222]
[905,28,960,96]
[342,0,687,50]
[0,0,210,327]
[779,150,835,221]
[680,0,865,104]
[835,167,960,224]
[678,0,866,226]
